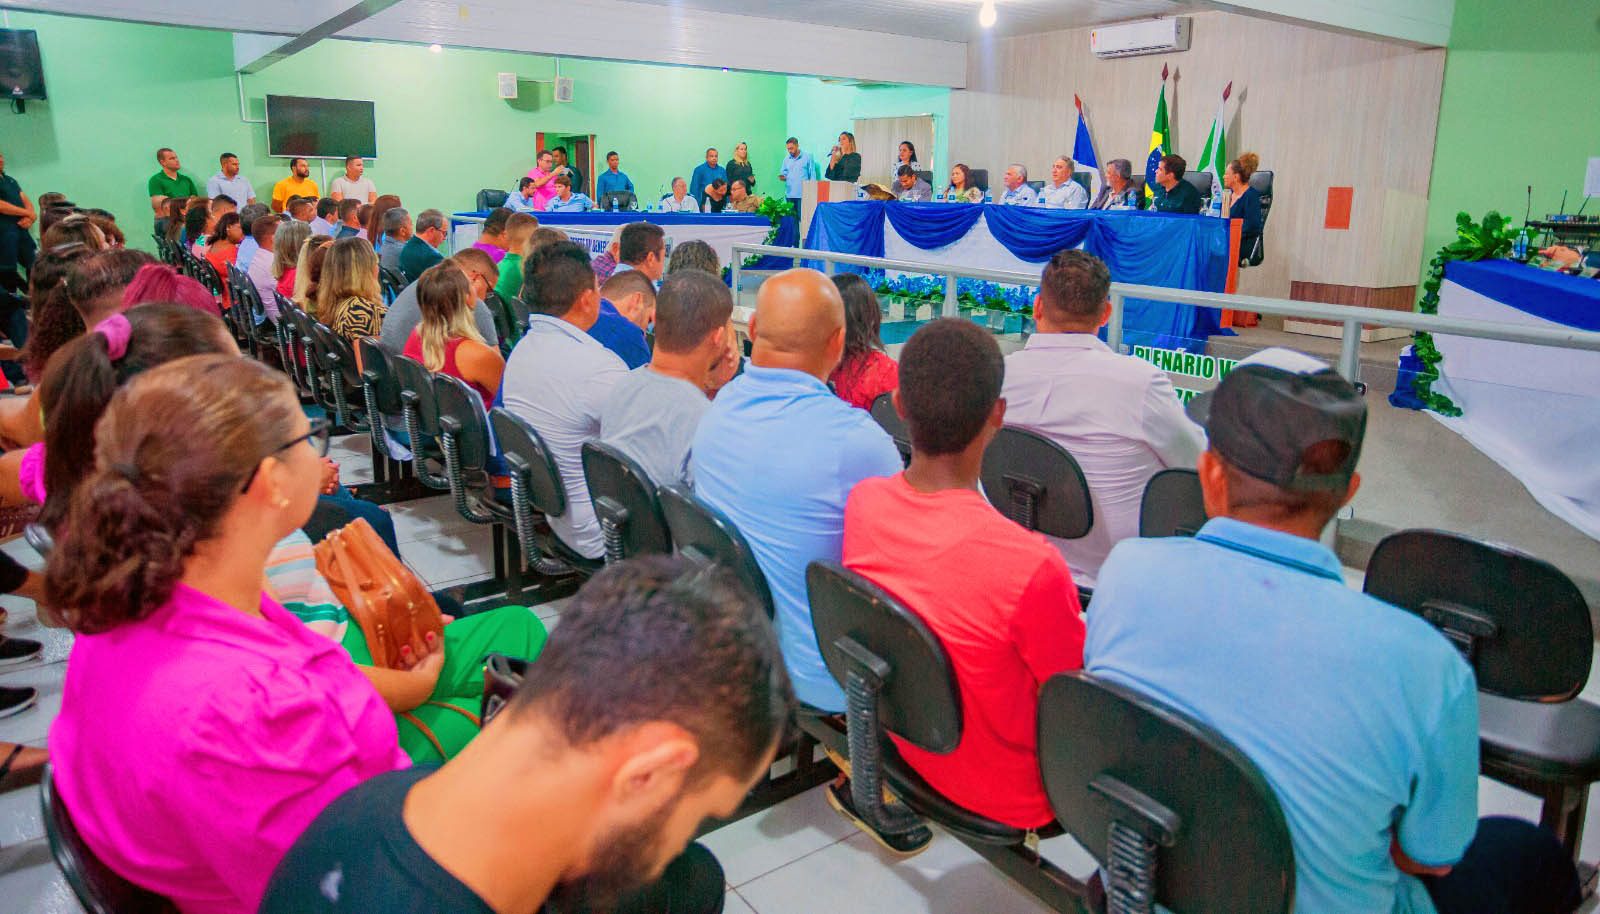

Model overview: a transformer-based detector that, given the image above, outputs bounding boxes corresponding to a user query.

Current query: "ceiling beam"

[236,0,407,73]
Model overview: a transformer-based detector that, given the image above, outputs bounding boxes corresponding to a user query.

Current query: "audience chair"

[41,766,178,914]
[392,355,451,491]
[283,305,326,405]
[580,441,673,564]
[806,561,1089,913]
[475,189,509,211]
[1364,529,1600,866]
[481,652,529,724]
[1138,468,1205,538]
[308,322,368,433]
[350,339,434,506]
[433,374,527,609]
[868,392,911,466]
[273,294,308,393]
[487,407,602,579]
[1039,672,1296,914]
[656,484,774,619]
[379,266,408,305]
[983,427,1093,601]
[189,255,225,305]
[1181,171,1213,202]
[483,289,527,355]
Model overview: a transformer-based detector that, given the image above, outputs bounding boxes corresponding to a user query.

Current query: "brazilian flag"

[1145,65,1171,200]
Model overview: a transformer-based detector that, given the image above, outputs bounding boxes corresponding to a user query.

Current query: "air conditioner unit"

[1090,17,1191,59]
[554,76,575,103]
[497,72,518,100]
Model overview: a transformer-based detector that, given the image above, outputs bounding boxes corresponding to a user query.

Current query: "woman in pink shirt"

[524,149,559,211]
[45,354,408,914]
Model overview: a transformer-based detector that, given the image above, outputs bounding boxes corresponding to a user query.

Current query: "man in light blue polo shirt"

[998,164,1037,205]
[206,152,257,207]
[1085,348,1579,914]
[779,137,814,210]
[691,268,901,713]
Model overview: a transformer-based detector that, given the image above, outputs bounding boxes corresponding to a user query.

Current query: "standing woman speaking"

[825,131,862,182]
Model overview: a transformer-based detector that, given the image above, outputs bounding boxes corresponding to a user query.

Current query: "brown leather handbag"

[313,518,444,669]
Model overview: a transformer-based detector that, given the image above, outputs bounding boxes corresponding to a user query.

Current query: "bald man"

[690,269,902,713]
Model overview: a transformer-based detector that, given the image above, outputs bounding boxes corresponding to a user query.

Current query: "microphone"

[1525,185,1533,226]
[1559,190,1568,216]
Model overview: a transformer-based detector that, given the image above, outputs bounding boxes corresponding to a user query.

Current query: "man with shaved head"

[691,268,914,852]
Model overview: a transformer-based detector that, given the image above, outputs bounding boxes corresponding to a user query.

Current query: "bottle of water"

[1209,192,1224,217]
[936,192,947,202]
[1513,228,1529,261]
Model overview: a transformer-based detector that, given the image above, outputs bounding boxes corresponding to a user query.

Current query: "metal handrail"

[729,243,1600,383]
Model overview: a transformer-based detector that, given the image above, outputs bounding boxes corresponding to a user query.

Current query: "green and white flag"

[1196,82,1233,192]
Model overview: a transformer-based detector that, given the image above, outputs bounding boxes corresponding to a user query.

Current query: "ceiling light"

[429,43,443,53]
[978,0,996,28]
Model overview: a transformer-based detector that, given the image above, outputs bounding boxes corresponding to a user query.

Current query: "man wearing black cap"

[1083,348,1579,914]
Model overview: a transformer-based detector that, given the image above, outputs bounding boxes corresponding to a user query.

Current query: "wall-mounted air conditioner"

[1090,18,1191,59]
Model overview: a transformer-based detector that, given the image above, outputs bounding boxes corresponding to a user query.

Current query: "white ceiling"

[621,0,1192,41]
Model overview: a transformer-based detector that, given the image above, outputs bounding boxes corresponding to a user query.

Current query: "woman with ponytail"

[45,354,409,914]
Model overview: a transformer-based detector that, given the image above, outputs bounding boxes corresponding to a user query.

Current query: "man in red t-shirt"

[842,318,1085,829]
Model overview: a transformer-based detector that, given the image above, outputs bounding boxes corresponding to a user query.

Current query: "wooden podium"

[800,180,859,241]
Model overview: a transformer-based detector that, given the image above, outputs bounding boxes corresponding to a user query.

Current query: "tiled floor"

[0,433,1597,913]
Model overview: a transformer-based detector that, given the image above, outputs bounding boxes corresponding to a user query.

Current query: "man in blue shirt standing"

[595,151,633,204]
[779,137,814,211]
[688,148,727,210]
[1085,348,1579,914]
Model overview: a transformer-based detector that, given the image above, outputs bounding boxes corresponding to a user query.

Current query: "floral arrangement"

[1407,211,1519,417]
[865,269,1037,314]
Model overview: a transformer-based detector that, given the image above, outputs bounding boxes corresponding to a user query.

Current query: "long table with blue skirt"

[803,201,1237,350]
[449,211,798,270]
[1405,259,1600,540]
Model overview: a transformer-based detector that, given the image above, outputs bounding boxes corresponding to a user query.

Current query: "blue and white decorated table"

[1430,259,1600,539]
[450,210,796,268]
[803,201,1236,348]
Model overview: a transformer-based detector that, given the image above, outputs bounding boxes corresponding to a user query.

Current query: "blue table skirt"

[803,201,1232,350]
[1444,259,1600,331]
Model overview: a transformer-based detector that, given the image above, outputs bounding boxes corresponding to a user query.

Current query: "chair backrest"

[476,189,510,211]
[914,169,934,186]
[433,374,494,474]
[599,190,636,212]
[488,407,568,517]
[379,266,408,305]
[41,766,178,914]
[392,354,442,437]
[807,560,962,753]
[1026,180,1045,192]
[481,653,529,724]
[1139,468,1206,538]
[1039,672,1295,914]
[1249,169,1274,221]
[581,441,673,561]
[358,339,404,416]
[656,484,775,618]
[980,426,1093,539]
[968,168,989,193]
[190,255,224,298]
[1071,172,1092,196]
[1129,176,1148,208]
[1181,170,1214,200]
[1363,529,1593,700]
[868,392,911,465]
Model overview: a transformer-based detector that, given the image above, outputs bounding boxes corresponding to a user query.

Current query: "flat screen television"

[0,30,46,101]
[265,94,377,159]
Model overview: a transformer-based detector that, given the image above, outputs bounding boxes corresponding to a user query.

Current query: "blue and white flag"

[1072,95,1100,196]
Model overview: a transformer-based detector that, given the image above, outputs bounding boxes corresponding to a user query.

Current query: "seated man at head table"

[893,165,933,203]
[1085,347,1581,914]
[1149,153,1202,214]
[259,556,792,914]
[546,174,595,213]
[1038,155,1089,209]
[659,177,701,214]
[998,164,1037,206]
[728,179,763,213]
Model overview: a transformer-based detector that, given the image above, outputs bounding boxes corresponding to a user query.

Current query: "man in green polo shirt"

[1150,153,1202,215]
[148,146,199,233]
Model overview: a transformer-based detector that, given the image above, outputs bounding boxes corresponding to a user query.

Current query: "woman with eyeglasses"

[43,352,407,914]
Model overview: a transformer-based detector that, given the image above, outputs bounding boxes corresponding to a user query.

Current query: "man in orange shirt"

[271,158,320,213]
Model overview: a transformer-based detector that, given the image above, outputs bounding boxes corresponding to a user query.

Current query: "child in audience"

[405,265,503,409]
[493,211,540,301]
[826,273,897,410]
[46,353,407,914]
[842,318,1083,832]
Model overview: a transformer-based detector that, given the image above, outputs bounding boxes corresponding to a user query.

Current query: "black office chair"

[1138,468,1206,538]
[914,169,933,186]
[475,188,510,211]
[1026,180,1045,192]
[1071,172,1092,197]
[598,190,637,212]
[868,392,910,466]
[379,266,408,306]
[309,323,368,432]
[968,168,990,194]
[806,561,1089,912]
[392,355,451,491]
[1129,176,1149,209]
[1249,169,1274,223]
[1363,529,1600,862]
[981,427,1093,539]
[1039,672,1296,914]
[41,766,178,914]
[283,305,325,405]
[1181,170,1214,202]
[657,484,774,619]
[488,407,603,578]
[581,441,672,564]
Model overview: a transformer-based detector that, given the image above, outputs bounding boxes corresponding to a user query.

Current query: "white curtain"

[852,115,934,188]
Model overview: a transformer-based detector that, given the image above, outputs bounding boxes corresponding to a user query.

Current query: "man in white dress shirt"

[1001,250,1205,587]
[660,177,701,213]
[998,164,1037,206]
[1038,156,1089,209]
[499,241,630,560]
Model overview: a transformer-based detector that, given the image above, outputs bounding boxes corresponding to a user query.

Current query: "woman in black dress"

[825,132,861,182]
[726,141,755,195]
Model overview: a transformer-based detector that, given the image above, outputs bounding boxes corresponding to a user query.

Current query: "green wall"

[0,11,791,249]
[785,77,951,187]
[1420,0,1600,278]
